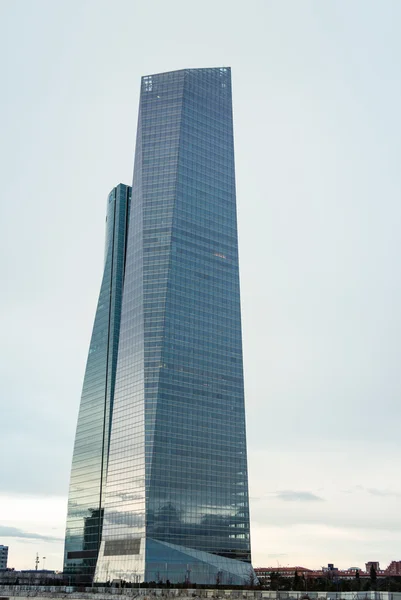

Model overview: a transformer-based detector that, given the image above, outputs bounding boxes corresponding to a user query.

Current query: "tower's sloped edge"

[63,184,131,584]
[94,536,257,585]
[146,539,257,585]
[95,537,145,584]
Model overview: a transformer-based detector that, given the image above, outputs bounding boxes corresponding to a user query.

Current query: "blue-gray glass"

[63,184,131,583]
[95,68,255,585]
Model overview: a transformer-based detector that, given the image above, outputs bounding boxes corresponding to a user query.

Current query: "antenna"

[35,553,39,571]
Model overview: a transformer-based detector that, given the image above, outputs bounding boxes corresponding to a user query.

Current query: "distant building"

[255,567,312,580]
[386,561,401,576]
[323,564,338,573]
[0,570,63,585]
[255,560,401,584]
[0,546,8,570]
[366,561,380,573]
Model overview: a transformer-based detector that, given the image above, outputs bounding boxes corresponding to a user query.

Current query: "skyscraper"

[64,184,131,582]
[65,67,255,586]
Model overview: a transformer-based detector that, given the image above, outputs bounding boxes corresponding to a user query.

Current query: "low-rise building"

[366,562,380,573]
[0,570,64,585]
[386,562,401,576]
[255,560,401,585]
[255,567,312,582]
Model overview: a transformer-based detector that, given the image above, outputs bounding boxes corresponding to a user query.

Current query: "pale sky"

[1,0,401,573]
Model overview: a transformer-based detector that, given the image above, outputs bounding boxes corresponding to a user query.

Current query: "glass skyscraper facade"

[64,184,131,582]
[65,67,255,586]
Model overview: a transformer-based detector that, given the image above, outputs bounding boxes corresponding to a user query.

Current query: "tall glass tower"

[65,67,255,586]
[64,184,131,583]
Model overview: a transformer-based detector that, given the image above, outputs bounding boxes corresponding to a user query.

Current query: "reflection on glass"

[63,185,131,584]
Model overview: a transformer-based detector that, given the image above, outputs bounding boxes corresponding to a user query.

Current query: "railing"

[0,587,397,600]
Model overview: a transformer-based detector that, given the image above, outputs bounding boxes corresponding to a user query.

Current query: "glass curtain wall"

[95,69,255,586]
[64,184,131,583]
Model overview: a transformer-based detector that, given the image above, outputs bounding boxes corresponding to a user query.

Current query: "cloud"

[275,490,325,502]
[367,488,401,498]
[341,486,401,499]
[251,506,401,532]
[0,525,62,542]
